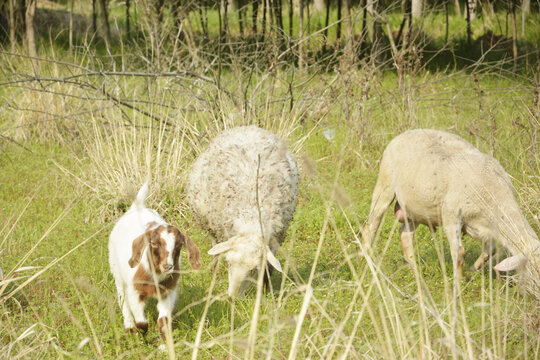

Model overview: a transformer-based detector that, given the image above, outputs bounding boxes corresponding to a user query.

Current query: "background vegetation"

[0,0,539,358]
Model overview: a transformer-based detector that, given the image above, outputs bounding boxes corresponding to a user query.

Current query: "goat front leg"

[156,289,178,344]
[125,286,148,333]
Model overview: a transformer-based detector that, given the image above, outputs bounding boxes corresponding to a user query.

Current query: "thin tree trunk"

[276,0,283,35]
[412,0,422,19]
[314,0,325,11]
[218,0,223,89]
[511,0,518,70]
[337,0,342,41]
[252,0,259,33]
[223,0,229,38]
[400,0,412,51]
[445,0,449,44]
[521,0,530,36]
[69,0,74,50]
[262,0,267,40]
[343,0,354,64]
[99,0,112,47]
[467,0,476,20]
[25,0,37,71]
[239,0,245,35]
[288,0,293,37]
[360,0,367,49]
[299,0,304,70]
[126,0,131,41]
[454,0,461,17]
[307,0,310,35]
[92,0,97,34]
[9,0,16,51]
[466,0,472,46]
[198,2,208,38]
[323,0,331,50]
[371,0,384,65]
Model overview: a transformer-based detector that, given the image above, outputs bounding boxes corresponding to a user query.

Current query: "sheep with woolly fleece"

[187,125,298,298]
[362,129,540,285]
[109,182,201,346]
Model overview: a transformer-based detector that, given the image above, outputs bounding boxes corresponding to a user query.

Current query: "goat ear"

[494,255,527,272]
[266,247,282,273]
[182,234,201,270]
[129,232,149,268]
[208,241,234,256]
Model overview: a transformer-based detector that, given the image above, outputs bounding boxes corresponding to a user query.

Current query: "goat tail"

[131,181,149,210]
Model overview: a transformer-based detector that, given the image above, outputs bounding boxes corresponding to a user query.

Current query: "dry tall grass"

[1,6,539,358]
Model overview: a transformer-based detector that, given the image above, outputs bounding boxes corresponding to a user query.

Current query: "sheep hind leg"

[399,222,416,267]
[362,177,395,249]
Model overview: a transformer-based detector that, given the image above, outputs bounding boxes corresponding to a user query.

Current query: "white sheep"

[187,126,298,298]
[109,182,201,343]
[362,129,540,282]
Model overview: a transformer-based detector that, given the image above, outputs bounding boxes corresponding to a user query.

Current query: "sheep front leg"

[473,239,496,270]
[443,223,465,280]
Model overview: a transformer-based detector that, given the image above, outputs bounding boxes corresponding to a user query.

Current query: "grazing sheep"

[362,129,540,282]
[187,126,298,298]
[109,182,201,343]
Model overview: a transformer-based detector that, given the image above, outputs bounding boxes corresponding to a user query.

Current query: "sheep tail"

[131,181,149,210]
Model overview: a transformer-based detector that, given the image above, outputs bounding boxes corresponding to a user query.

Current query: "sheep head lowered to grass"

[362,129,540,292]
[187,126,298,298]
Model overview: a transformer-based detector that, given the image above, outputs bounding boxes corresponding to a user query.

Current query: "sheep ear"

[129,232,149,268]
[183,234,202,270]
[266,248,282,273]
[494,255,527,272]
[208,241,234,255]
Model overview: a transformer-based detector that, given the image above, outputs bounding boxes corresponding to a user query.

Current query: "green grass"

[1,3,540,359]
[1,69,539,358]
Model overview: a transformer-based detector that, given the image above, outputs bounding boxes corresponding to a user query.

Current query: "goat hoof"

[135,322,148,333]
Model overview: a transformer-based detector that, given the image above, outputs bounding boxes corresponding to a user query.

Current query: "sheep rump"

[187,125,298,248]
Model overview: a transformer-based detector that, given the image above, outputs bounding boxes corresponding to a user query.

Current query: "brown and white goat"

[109,182,201,344]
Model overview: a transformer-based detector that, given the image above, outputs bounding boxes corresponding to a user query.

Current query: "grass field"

[1,3,540,359]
